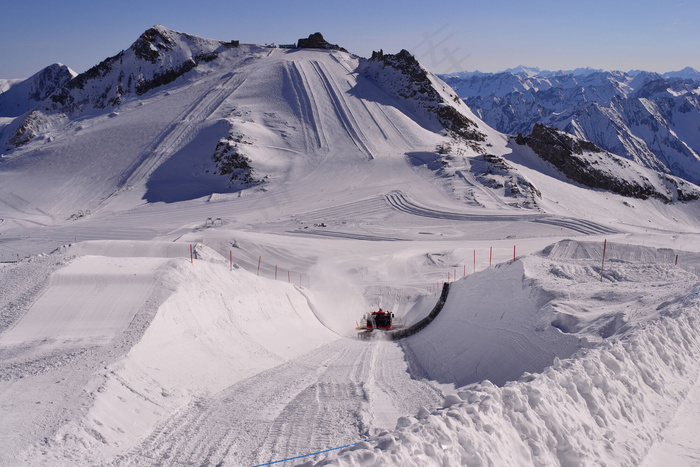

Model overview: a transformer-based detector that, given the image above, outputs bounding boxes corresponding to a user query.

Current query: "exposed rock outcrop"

[517,124,700,202]
[296,33,347,52]
[363,50,486,145]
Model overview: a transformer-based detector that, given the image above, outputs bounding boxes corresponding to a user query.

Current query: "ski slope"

[2,28,700,466]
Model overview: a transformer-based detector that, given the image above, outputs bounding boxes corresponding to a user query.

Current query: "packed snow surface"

[1,27,700,466]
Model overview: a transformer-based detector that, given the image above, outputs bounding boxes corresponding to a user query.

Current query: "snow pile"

[309,241,700,465]
[9,244,338,465]
[316,285,700,465]
[402,260,582,387]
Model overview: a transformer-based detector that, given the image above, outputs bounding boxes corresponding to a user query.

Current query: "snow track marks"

[119,338,443,466]
[385,190,617,235]
[118,65,252,188]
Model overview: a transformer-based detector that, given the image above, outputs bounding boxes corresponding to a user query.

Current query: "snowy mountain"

[441,68,700,186]
[0,63,75,118]
[0,25,507,220]
[515,123,700,203]
[2,26,700,467]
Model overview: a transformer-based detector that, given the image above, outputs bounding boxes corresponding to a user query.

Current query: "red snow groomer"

[357,308,395,337]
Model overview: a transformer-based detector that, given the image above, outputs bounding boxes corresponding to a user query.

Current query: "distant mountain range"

[442,66,700,81]
[440,67,700,185]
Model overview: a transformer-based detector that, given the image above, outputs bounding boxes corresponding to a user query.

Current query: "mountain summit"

[0,63,75,117]
[0,26,501,216]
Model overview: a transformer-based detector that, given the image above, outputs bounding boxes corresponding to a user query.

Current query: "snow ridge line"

[315,290,700,466]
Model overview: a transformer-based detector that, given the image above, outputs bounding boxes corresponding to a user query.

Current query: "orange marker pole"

[190,244,193,264]
[257,256,261,276]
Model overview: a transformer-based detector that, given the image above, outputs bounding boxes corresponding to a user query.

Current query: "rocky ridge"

[516,123,700,203]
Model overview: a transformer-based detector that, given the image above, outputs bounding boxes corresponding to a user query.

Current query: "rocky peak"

[517,123,602,156]
[363,49,486,145]
[27,63,76,101]
[368,49,439,102]
[296,33,346,52]
[0,63,75,118]
[132,25,178,63]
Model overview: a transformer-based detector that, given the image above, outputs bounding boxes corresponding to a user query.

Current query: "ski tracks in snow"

[385,190,617,235]
[117,338,443,466]
[306,60,375,160]
[117,66,252,188]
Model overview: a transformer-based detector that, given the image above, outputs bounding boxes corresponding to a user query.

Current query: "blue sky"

[1,0,698,78]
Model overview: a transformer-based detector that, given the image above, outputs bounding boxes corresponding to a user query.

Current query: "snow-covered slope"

[321,251,700,465]
[0,26,510,223]
[442,69,700,186]
[2,26,700,467]
[515,123,700,203]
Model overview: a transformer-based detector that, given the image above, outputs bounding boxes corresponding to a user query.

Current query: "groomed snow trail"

[116,338,444,467]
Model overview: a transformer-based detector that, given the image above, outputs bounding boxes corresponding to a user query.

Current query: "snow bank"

[401,260,582,387]
[314,289,700,466]
[60,240,196,259]
[18,249,339,464]
[0,255,166,349]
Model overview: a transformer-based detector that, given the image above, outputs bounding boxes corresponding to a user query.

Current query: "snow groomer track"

[385,191,618,235]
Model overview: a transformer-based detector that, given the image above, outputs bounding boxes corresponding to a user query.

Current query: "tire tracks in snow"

[307,60,374,160]
[116,61,255,190]
[118,337,444,466]
[385,190,618,235]
[284,62,325,153]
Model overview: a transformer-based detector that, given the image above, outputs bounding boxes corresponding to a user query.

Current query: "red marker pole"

[257,256,261,276]
[275,265,278,280]
[190,244,193,264]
